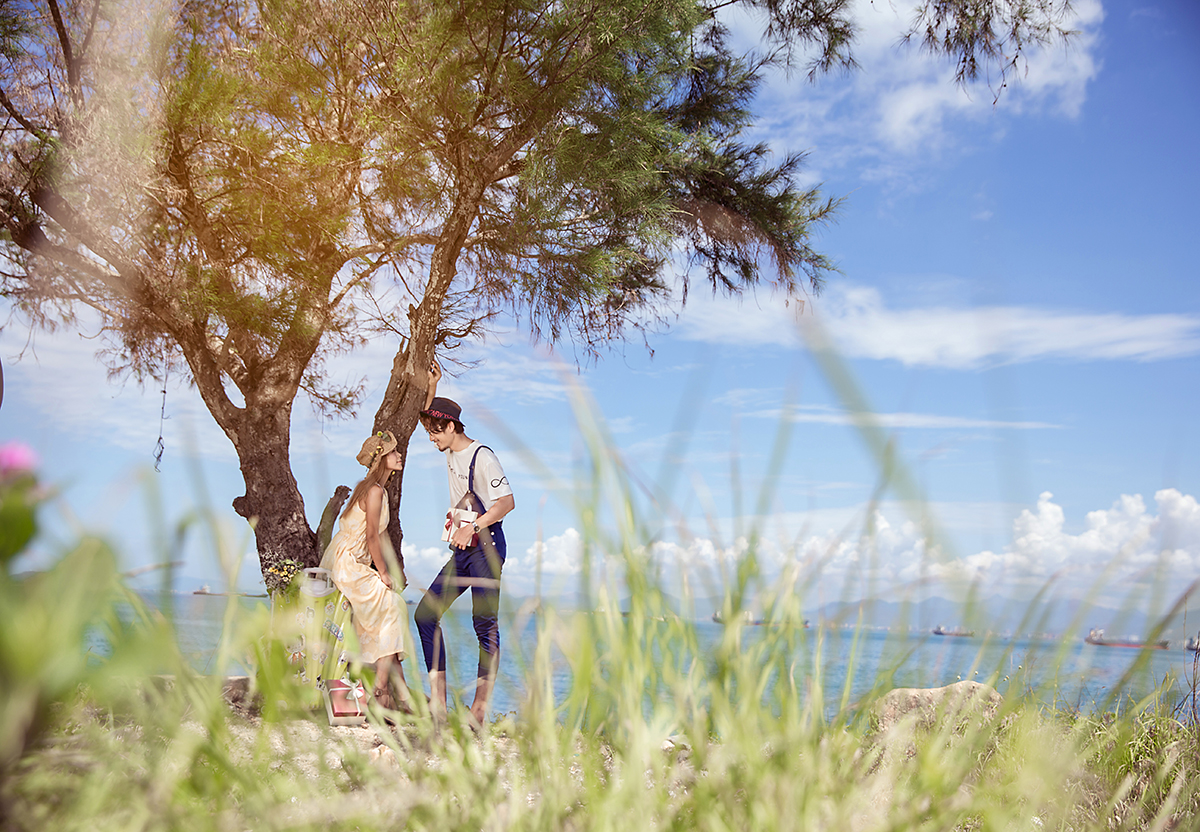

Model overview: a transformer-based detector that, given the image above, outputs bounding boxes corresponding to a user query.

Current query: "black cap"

[420,397,463,424]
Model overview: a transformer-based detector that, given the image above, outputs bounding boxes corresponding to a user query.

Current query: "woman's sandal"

[372,688,399,725]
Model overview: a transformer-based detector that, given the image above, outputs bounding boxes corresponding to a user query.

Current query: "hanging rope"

[153,363,169,472]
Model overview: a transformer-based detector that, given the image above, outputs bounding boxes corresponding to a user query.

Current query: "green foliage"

[0,0,30,60]
[0,472,37,564]
[0,539,117,771]
[1075,689,1200,829]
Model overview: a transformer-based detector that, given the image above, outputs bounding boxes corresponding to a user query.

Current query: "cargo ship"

[1085,628,1168,650]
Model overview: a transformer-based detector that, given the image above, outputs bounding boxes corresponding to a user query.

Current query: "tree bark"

[227,402,318,588]
[371,335,436,588]
[369,172,485,586]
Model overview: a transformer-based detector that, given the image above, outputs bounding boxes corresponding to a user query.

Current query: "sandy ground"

[214,677,522,825]
[209,676,1022,831]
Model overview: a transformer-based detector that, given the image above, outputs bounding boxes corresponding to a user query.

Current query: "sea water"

[128,591,1199,720]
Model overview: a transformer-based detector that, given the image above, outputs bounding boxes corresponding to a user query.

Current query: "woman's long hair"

[342,454,392,520]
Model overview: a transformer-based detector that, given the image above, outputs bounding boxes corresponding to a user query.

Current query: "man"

[415,367,514,726]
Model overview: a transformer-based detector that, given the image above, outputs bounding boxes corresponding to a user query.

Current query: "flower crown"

[369,432,389,465]
[358,430,396,468]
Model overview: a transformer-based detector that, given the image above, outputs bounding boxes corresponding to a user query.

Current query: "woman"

[319,430,412,713]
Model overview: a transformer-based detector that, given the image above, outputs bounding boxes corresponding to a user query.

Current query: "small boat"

[932,625,975,637]
[712,612,809,627]
[1186,633,1199,652]
[1085,628,1168,650]
[193,585,267,598]
[713,610,761,625]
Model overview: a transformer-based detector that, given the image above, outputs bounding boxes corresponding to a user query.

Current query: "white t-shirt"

[445,440,512,514]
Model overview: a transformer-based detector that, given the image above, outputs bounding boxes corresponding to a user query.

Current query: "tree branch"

[0,87,45,135]
[31,184,139,278]
[45,0,82,106]
[165,134,228,265]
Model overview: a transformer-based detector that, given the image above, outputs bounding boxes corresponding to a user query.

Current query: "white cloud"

[0,321,235,461]
[818,286,1200,366]
[1010,0,1105,119]
[466,528,588,596]
[516,527,584,578]
[766,403,1058,431]
[792,489,1200,601]
[398,543,456,594]
[434,341,572,407]
[674,284,1200,367]
[741,0,1104,178]
[874,71,979,154]
[712,388,1061,434]
[35,284,1185,470]
[493,489,1200,609]
[1028,489,1197,572]
[0,308,577,472]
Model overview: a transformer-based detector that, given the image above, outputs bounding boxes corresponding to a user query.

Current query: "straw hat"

[356,430,397,467]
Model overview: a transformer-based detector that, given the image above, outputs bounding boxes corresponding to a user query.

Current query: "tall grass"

[1,392,1198,832]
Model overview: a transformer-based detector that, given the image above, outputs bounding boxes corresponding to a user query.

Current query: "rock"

[369,744,399,769]
[219,675,264,716]
[871,680,1003,736]
[849,682,1004,831]
[660,735,691,756]
[860,680,1005,775]
[221,675,252,704]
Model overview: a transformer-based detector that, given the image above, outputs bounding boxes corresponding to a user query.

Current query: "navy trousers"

[415,524,506,677]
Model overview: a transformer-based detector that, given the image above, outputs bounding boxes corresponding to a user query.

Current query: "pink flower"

[0,442,38,476]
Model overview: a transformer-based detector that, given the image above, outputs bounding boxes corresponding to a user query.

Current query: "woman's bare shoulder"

[362,482,387,508]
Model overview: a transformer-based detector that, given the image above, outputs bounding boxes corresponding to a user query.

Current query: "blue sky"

[2,0,1198,621]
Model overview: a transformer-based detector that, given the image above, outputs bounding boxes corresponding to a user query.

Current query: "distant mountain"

[814,595,1195,643]
[508,587,1199,645]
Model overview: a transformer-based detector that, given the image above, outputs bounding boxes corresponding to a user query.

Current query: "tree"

[2,0,394,588]
[0,0,1076,589]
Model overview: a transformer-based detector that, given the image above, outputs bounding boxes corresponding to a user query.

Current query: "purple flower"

[0,442,38,476]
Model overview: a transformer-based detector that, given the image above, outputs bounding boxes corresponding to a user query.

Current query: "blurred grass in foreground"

[1,403,1198,832]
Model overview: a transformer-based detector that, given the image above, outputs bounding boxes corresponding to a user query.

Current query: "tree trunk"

[366,169,482,585]
[173,315,322,591]
[227,402,317,592]
[370,337,437,588]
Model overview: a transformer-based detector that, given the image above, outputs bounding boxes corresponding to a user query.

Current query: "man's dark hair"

[421,413,464,435]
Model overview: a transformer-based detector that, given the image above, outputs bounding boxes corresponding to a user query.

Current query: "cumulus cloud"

[516,528,584,578]
[397,542,483,598]
[978,489,1200,581]
[799,489,1200,600]
[674,284,1200,367]
[498,490,1200,606]
[777,489,1200,602]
